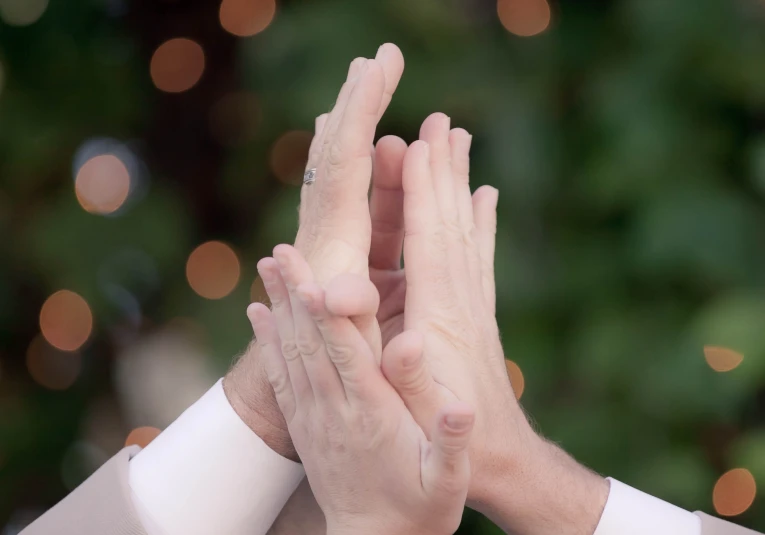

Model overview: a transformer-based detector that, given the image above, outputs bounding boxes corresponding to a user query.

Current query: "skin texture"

[249,245,475,535]
[269,116,609,535]
[227,44,609,535]
[223,44,406,461]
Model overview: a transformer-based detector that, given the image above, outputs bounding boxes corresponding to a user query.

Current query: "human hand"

[249,244,474,535]
[381,114,609,535]
[224,45,405,460]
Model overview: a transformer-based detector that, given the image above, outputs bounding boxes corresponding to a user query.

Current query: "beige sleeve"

[21,446,147,535]
[697,512,762,535]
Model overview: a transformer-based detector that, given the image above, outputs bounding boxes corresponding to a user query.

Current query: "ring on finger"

[303,168,317,186]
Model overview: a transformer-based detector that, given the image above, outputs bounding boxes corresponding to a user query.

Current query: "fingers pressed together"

[246,44,503,535]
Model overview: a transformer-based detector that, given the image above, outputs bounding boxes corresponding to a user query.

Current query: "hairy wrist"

[326,521,442,535]
[223,343,298,461]
[471,434,609,535]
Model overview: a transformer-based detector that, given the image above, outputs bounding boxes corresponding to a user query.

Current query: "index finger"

[374,43,405,121]
[297,281,388,406]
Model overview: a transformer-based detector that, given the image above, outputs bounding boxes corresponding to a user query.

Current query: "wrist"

[470,434,609,535]
[223,343,298,461]
[327,522,437,535]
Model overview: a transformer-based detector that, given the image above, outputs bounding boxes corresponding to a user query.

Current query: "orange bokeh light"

[704,346,744,373]
[27,335,82,390]
[219,0,276,37]
[150,38,206,93]
[497,0,551,37]
[270,130,313,184]
[713,468,756,517]
[186,241,241,299]
[75,154,131,215]
[250,275,269,304]
[505,359,525,400]
[40,290,93,352]
[125,426,162,449]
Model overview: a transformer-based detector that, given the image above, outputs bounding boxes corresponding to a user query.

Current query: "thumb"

[423,403,474,498]
[381,331,442,425]
[325,273,382,359]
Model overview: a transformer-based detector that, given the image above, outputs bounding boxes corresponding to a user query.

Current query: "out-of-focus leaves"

[3,0,765,531]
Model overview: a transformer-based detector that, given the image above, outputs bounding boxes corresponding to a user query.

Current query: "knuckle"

[325,141,348,172]
[266,367,291,397]
[326,341,356,369]
[295,334,323,360]
[280,340,301,362]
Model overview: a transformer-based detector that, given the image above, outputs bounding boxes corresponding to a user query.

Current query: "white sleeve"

[128,379,306,535]
[593,478,702,535]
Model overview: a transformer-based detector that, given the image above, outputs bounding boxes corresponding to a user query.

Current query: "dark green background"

[2,0,765,532]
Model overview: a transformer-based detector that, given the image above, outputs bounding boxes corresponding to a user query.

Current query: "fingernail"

[444,413,472,431]
[375,44,388,61]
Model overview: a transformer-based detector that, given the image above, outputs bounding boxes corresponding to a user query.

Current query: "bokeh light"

[39,290,93,352]
[704,345,744,373]
[713,468,756,517]
[505,359,525,399]
[27,335,82,390]
[75,154,131,215]
[219,0,276,37]
[497,0,551,37]
[270,130,312,184]
[0,0,48,26]
[125,426,162,448]
[150,38,205,93]
[186,241,241,299]
[250,275,268,304]
[209,91,260,146]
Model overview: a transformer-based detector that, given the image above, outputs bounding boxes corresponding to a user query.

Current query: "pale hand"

[380,115,609,535]
[224,45,405,460]
[250,245,474,535]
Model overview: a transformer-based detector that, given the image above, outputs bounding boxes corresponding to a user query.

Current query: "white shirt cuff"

[128,379,305,535]
[594,478,701,535]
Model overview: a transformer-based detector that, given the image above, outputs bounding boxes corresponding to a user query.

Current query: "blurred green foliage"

[3,0,765,532]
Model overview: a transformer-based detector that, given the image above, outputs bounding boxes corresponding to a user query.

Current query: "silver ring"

[303,168,317,185]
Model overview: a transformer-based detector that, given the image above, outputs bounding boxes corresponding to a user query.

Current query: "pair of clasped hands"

[225,44,609,535]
